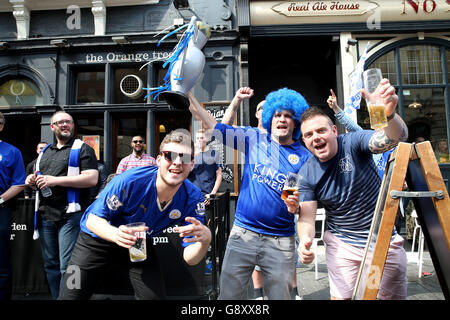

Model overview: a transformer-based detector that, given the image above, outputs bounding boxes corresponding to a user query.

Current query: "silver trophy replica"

[146,16,210,109]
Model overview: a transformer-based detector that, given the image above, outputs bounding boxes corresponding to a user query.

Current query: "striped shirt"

[299,131,385,248]
[115,153,156,174]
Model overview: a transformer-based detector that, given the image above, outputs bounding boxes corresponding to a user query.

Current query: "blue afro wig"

[262,88,309,140]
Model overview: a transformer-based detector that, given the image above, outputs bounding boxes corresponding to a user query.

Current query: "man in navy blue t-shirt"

[289,79,409,300]
[188,88,311,300]
[59,129,211,300]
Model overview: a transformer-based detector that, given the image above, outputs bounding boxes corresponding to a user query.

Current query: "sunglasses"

[133,140,144,144]
[160,151,194,164]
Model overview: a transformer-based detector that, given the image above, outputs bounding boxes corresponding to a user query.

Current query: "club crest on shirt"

[195,202,206,216]
[288,154,299,165]
[339,155,354,173]
[169,209,181,219]
[106,194,123,211]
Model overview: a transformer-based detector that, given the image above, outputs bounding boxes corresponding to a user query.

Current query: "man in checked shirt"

[116,135,156,174]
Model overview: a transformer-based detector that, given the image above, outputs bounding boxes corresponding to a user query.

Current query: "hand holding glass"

[281,172,302,201]
[363,68,388,129]
[127,222,147,262]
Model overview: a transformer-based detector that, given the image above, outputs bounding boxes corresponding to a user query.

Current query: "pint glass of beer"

[127,222,147,262]
[362,68,388,130]
[281,172,302,200]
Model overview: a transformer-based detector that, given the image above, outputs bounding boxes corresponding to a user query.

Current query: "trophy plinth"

[159,91,190,110]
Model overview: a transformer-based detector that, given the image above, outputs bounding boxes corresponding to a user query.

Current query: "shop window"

[0,78,43,106]
[400,45,442,85]
[76,70,105,104]
[447,48,450,83]
[114,112,147,168]
[114,67,147,104]
[73,114,105,163]
[369,50,397,85]
[364,42,450,163]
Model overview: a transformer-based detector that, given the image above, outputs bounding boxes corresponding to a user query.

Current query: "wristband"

[387,113,395,121]
[0,197,4,205]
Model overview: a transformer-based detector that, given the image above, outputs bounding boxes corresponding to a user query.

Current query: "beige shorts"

[323,230,407,300]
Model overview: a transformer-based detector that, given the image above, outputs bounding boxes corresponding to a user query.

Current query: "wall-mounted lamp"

[408,100,423,109]
[0,42,9,50]
[112,36,130,45]
[50,39,68,47]
[346,38,358,52]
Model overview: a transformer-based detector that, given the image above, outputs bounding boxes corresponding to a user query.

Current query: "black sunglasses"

[133,140,144,144]
[160,151,194,164]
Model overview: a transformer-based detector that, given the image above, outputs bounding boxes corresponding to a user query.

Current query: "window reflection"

[76,70,105,104]
[400,45,442,84]
[370,50,397,85]
[74,114,105,162]
[366,43,449,158]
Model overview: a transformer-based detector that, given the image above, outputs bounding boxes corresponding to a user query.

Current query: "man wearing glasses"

[25,111,99,299]
[59,129,211,300]
[116,135,156,174]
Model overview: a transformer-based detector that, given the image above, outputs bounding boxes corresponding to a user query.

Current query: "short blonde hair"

[160,129,194,154]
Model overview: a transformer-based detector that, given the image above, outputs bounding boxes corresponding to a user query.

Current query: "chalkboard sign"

[201,101,239,196]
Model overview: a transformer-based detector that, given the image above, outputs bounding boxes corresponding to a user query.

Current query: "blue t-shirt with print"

[214,123,311,236]
[80,166,205,247]
[299,130,391,248]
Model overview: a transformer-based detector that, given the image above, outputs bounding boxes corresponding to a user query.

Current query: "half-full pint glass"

[281,172,302,201]
[127,222,147,262]
[363,68,388,130]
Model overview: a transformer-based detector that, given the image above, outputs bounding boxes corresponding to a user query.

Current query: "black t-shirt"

[38,137,98,221]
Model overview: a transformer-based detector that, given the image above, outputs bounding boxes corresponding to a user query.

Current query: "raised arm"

[221,87,254,125]
[187,91,217,130]
[327,89,362,132]
[364,79,408,153]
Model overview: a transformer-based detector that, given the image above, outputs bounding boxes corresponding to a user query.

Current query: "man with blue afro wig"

[187,89,312,300]
[262,88,309,141]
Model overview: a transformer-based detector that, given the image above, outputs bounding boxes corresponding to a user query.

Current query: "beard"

[55,128,73,141]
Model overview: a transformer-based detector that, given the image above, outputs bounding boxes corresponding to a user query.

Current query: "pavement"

[11,241,446,301]
[293,244,445,300]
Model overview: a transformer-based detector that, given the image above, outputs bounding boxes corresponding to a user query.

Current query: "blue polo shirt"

[80,166,205,247]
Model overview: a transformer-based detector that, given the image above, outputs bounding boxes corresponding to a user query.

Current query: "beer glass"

[281,172,302,201]
[127,222,147,262]
[362,68,388,129]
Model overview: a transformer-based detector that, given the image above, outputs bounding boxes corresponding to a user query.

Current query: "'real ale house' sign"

[251,0,450,25]
[271,0,378,16]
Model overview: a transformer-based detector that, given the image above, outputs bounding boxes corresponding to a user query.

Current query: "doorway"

[248,35,339,126]
[0,112,41,169]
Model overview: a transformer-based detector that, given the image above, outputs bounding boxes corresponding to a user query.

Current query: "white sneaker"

[295,295,303,300]
[254,296,264,300]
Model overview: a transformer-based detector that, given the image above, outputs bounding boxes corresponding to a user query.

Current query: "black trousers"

[58,232,166,300]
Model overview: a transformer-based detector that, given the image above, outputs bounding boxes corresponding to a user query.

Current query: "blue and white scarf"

[33,139,84,240]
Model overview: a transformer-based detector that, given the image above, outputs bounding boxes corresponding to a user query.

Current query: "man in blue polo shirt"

[59,129,211,300]
[188,88,311,300]
[0,112,26,300]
